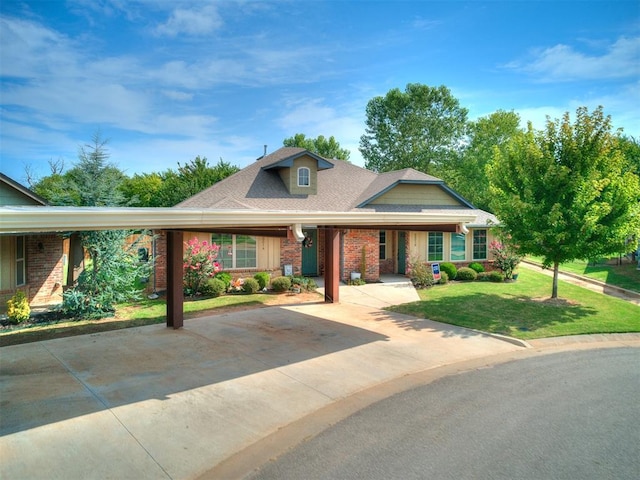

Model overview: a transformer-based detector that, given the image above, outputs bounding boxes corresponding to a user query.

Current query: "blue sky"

[1,0,638,184]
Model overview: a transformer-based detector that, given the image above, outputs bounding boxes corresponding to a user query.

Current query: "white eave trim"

[0,206,477,234]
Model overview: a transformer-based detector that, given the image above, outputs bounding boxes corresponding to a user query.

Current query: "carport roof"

[0,206,477,235]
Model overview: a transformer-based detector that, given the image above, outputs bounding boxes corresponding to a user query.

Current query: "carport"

[0,206,475,328]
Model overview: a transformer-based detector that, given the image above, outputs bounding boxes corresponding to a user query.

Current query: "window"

[379,231,387,260]
[16,236,26,286]
[450,233,466,261]
[297,167,310,187]
[473,229,488,260]
[211,234,257,269]
[427,232,443,262]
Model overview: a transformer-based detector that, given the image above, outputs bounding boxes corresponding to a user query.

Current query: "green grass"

[389,269,640,340]
[527,256,640,293]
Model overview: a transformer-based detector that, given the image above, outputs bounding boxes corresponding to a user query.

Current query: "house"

[174,147,498,283]
[0,173,67,309]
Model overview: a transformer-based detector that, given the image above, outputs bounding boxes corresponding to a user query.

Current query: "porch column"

[166,230,184,329]
[324,227,340,303]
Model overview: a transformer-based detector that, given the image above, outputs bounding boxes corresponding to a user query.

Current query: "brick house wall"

[342,229,379,282]
[280,230,303,277]
[26,234,64,306]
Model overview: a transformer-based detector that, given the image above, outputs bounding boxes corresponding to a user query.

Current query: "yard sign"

[431,262,441,281]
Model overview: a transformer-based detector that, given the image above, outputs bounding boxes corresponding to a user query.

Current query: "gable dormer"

[261,149,334,196]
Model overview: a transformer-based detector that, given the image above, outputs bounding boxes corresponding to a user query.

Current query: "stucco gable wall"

[370,184,463,206]
[277,155,318,195]
[0,183,43,206]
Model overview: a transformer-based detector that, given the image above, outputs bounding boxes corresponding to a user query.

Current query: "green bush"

[438,271,449,284]
[214,272,232,289]
[477,272,491,282]
[202,278,226,297]
[290,276,317,291]
[409,259,435,289]
[440,262,457,280]
[254,272,270,290]
[271,276,292,292]
[489,271,505,282]
[468,262,485,273]
[242,278,260,294]
[7,290,30,324]
[456,267,478,281]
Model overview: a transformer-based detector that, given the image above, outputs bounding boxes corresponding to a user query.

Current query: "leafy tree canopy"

[283,133,351,160]
[359,83,468,175]
[33,132,127,207]
[152,156,240,207]
[442,110,521,211]
[487,106,640,298]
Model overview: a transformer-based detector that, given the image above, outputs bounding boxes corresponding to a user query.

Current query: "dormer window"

[297,167,310,187]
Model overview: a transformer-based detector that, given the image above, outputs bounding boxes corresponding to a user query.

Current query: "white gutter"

[0,206,477,234]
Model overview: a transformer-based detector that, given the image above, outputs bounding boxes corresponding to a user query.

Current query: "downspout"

[291,224,305,242]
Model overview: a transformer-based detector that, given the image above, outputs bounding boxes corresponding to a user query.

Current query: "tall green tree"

[487,106,640,298]
[443,110,521,211]
[359,83,468,175]
[283,133,351,160]
[69,133,127,206]
[119,172,164,207]
[155,156,240,206]
[33,132,127,206]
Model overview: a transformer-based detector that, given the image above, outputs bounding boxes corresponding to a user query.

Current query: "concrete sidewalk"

[1,280,522,480]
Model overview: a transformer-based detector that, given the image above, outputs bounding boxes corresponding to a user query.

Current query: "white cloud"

[508,36,640,81]
[155,5,222,37]
[162,90,194,101]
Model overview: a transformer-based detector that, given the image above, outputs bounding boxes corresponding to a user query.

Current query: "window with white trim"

[211,234,257,269]
[450,233,466,261]
[297,167,310,187]
[428,232,443,262]
[473,229,488,260]
[379,231,387,260]
[16,236,26,286]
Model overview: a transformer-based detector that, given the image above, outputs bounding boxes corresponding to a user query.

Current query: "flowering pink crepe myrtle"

[183,238,222,295]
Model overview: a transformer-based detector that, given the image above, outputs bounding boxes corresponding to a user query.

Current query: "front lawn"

[389,269,640,340]
[526,256,640,293]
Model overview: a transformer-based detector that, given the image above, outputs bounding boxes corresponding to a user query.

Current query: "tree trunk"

[552,262,559,299]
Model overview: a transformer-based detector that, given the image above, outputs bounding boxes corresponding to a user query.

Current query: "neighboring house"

[174,147,498,283]
[0,173,66,309]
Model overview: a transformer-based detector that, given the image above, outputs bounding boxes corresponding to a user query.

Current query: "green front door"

[301,229,318,276]
[398,231,406,274]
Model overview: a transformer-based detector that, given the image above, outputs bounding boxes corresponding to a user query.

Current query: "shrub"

[290,276,317,291]
[438,271,449,284]
[477,272,491,282]
[468,262,485,273]
[201,278,226,297]
[271,276,292,292]
[489,240,522,280]
[254,272,270,290]
[183,238,221,295]
[489,271,505,282]
[7,291,30,324]
[214,272,232,289]
[408,259,435,289]
[440,262,457,280]
[242,278,260,294]
[456,267,478,281]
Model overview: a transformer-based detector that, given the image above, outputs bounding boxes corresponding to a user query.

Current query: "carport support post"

[324,227,340,303]
[166,230,184,329]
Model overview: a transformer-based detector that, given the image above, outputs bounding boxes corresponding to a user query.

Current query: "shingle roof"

[178,148,494,225]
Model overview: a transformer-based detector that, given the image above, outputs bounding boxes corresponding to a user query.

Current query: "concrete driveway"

[1,279,523,480]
